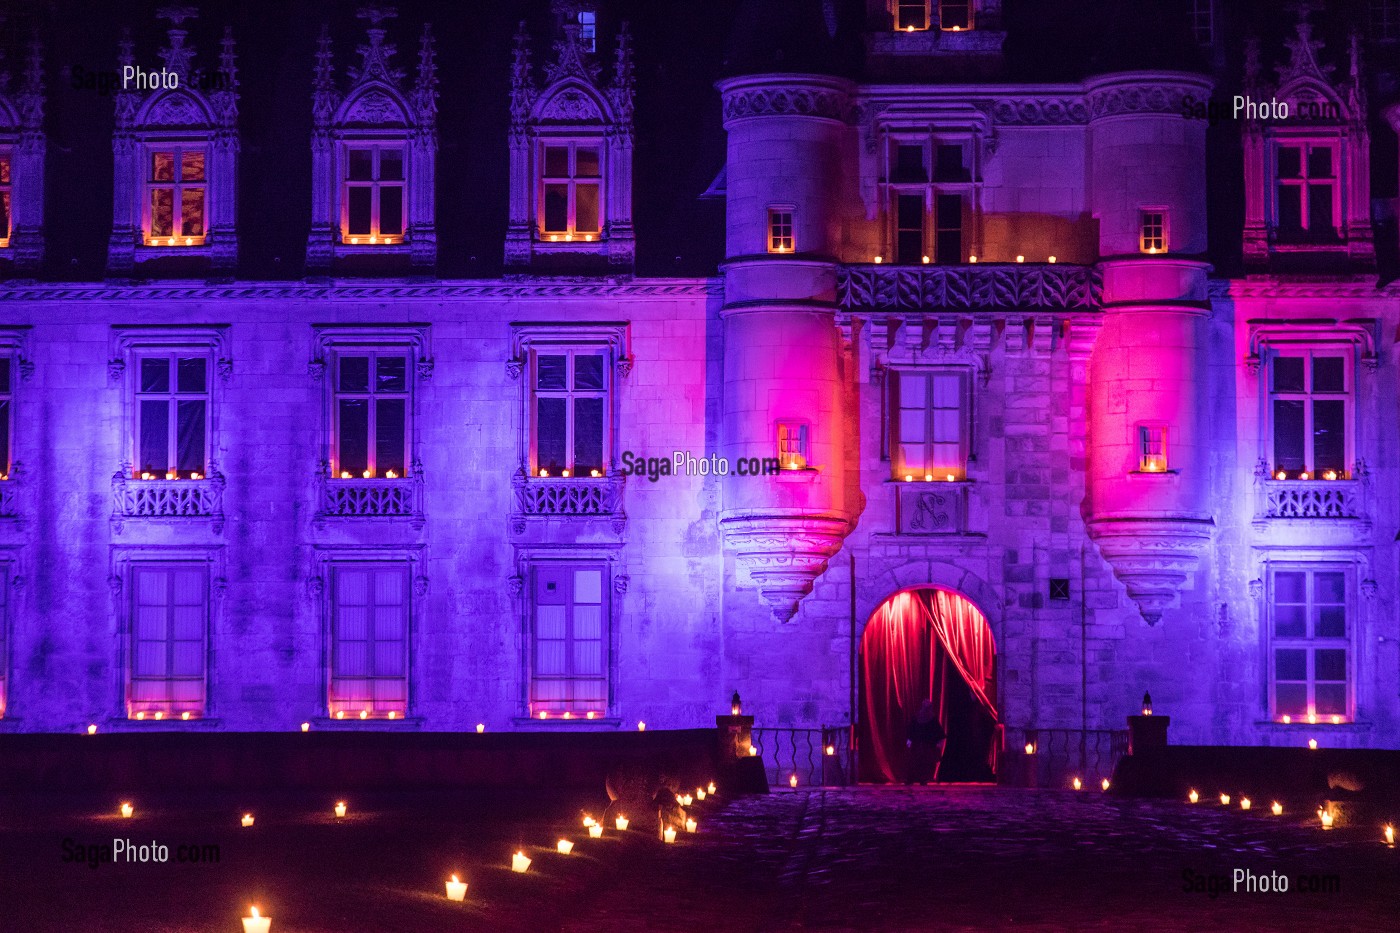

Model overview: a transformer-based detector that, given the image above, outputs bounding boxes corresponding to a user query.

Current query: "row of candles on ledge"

[903,472,960,483]
[537,468,603,478]
[871,254,1054,265]
[546,233,597,242]
[335,469,403,479]
[346,235,402,246]
[136,471,205,480]
[144,237,200,247]
[1272,469,1343,481]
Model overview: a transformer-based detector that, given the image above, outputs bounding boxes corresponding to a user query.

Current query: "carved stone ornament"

[413,575,429,597]
[718,513,852,623]
[506,574,524,597]
[1248,578,1264,602]
[613,574,629,595]
[505,357,524,380]
[416,357,435,382]
[108,358,127,383]
[1361,579,1378,601]
[1087,518,1214,625]
[307,575,325,599]
[108,574,123,597]
[308,359,327,380]
[217,357,233,383]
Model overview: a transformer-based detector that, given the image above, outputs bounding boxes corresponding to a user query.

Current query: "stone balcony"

[318,475,424,523]
[510,472,627,538]
[1258,478,1363,519]
[111,473,226,533]
[837,263,1102,312]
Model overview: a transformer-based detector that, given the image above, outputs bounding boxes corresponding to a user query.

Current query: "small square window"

[1049,579,1070,600]
[768,209,794,253]
[1138,424,1168,472]
[776,421,810,470]
[1140,210,1167,253]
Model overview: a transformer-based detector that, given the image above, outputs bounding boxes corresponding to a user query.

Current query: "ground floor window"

[129,563,207,718]
[1270,567,1350,721]
[531,564,608,717]
[329,564,409,718]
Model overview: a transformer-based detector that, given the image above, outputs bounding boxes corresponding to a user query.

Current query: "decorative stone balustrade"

[1259,479,1363,520]
[320,476,423,519]
[513,473,624,517]
[112,474,226,532]
[0,481,18,519]
[838,263,1102,312]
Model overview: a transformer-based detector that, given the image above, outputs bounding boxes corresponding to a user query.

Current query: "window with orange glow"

[147,148,206,244]
[768,209,794,253]
[1139,210,1167,253]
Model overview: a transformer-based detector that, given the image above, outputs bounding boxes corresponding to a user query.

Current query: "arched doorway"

[857,587,1000,783]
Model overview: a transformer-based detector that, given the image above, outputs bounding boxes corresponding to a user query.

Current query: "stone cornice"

[0,278,722,302]
[1209,278,1398,299]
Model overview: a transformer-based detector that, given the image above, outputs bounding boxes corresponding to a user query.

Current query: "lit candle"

[1330,715,1340,725]
[476,723,485,733]
[789,774,798,789]
[588,824,603,838]
[696,788,706,800]
[663,826,677,844]
[1275,470,1287,481]
[362,470,372,479]
[336,711,344,720]
[351,237,360,245]
[615,815,629,831]
[386,469,398,479]
[750,745,759,757]
[874,256,883,264]
[141,472,153,480]
[154,712,164,721]
[637,721,646,731]
[1282,715,1291,724]
[334,801,347,818]
[1299,471,1310,480]
[587,711,596,719]
[1048,255,1057,263]
[511,851,531,873]
[359,710,368,720]
[583,815,596,827]
[1308,739,1318,750]
[241,814,254,828]
[563,712,572,720]
[1071,777,1081,790]
[87,724,98,735]
[1271,801,1283,816]
[1240,797,1251,811]
[136,712,146,721]
[242,906,271,933]
[824,745,835,757]
[968,255,978,263]
[1025,743,1035,755]
[370,235,379,245]
[539,711,548,720]
[681,794,694,806]
[1319,809,1334,830]
[301,722,310,732]
[1385,824,1395,847]
[590,470,600,478]
[1015,255,1025,263]
[190,472,202,481]
[921,255,930,264]
[1323,470,1338,480]
[388,711,397,720]
[685,818,697,833]
[181,711,190,721]
[1188,789,1199,804]
[946,474,955,482]
[924,473,933,482]
[556,839,574,855]
[1307,712,1317,725]
[120,803,134,818]
[445,874,467,901]
[1101,778,1110,792]
[904,474,914,483]
[340,471,351,479]
[707,782,716,795]
[1219,793,1230,806]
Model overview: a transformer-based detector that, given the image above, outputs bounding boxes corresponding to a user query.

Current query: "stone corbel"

[217,358,233,384]
[506,574,524,598]
[417,358,435,382]
[1361,579,1378,602]
[616,356,633,378]
[414,576,429,598]
[1244,355,1261,376]
[1248,578,1263,602]
[108,358,126,383]
[308,359,326,380]
[613,574,630,595]
[505,357,524,380]
[18,358,34,382]
[307,575,324,600]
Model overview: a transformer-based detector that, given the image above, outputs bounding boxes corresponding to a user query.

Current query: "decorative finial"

[313,23,334,92]
[349,4,404,86]
[156,4,200,27]
[219,25,238,89]
[413,23,438,121]
[356,4,398,28]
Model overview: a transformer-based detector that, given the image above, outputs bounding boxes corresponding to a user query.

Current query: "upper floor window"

[0,151,10,245]
[892,369,969,480]
[777,421,810,471]
[768,208,794,253]
[1270,352,1349,479]
[0,357,11,479]
[895,1,929,30]
[887,139,971,264]
[1270,567,1350,722]
[136,354,209,480]
[129,563,208,719]
[329,563,409,719]
[939,0,972,30]
[532,348,608,477]
[1137,424,1169,473]
[343,146,405,244]
[1274,143,1338,244]
[1189,0,1214,45]
[333,352,409,480]
[541,142,603,240]
[1140,210,1167,253]
[578,10,598,51]
[531,563,608,717]
[147,147,206,246]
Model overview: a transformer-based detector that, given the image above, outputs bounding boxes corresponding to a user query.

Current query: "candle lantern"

[825,745,835,757]
[588,824,604,838]
[242,906,271,933]
[1240,797,1252,811]
[663,826,677,844]
[556,839,574,855]
[749,745,759,757]
[583,815,596,828]
[1282,715,1291,724]
[120,803,134,818]
[511,851,531,873]
[1101,778,1111,791]
[1071,777,1081,790]
[1219,793,1230,806]
[1024,743,1035,755]
[685,818,697,833]
[87,724,98,735]
[1319,809,1334,830]
[1308,739,1318,750]
[241,814,254,828]
[1384,824,1394,847]
[637,721,646,731]
[300,722,309,732]
[1271,801,1283,816]
[476,723,485,733]
[789,774,798,789]
[445,874,467,901]
[731,691,742,715]
[334,801,347,818]
[707,782,716,795]
[680,794,694,807]
[615,815,629,831]
[1142,692,1152,716]
[1188,789,1199,804]
[696,788,706,801]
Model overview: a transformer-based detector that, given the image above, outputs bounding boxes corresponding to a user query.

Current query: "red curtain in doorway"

[859,589,999,783]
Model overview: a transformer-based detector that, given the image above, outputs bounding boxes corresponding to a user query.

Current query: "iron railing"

[1006,727,1129,788]
[752,725,852,788]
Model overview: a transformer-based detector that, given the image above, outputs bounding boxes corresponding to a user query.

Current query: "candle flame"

[1188,789,1199,803]
[1271,801,1282,815]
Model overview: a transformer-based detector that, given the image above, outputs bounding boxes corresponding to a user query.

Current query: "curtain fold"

[859,588,999,783]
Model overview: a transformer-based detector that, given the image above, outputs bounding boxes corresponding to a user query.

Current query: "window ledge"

[512,716,622,729]
[103,717,225,731]
[336,241,411,254]
[1252,720,1372,733]
[885,477,971,486]
[775,468,820,484]
[1128,469,1179,478]
[311,716,423,730]
[136,243,212,255]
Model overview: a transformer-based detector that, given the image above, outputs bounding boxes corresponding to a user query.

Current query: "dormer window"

[541,142,602,241]
[940,1,972,30]
[505,11,635,268]
[895,1,928,30]
[0,39,46,272]
[306,12,439,273]
[884,136,973,264]
[146,148,206,246]
[343,145,405,245]
[1274,142,1338,243]
[107,10,238,276]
